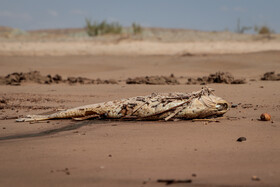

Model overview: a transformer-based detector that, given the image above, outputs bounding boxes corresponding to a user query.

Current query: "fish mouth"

[215,102,229,112]
[200,94,230,115]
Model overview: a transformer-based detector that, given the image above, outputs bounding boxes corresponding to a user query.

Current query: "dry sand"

[0,36,280,186]
[1,40,280,56]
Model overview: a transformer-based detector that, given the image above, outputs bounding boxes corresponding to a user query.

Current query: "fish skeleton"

[16,87,229,122]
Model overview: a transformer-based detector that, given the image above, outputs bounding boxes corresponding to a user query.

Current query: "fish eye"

[216,103,228,111]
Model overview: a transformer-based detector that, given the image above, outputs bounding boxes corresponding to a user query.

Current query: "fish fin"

[72,114,100,121]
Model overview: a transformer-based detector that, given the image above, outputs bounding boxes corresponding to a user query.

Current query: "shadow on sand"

[0,120,109,141]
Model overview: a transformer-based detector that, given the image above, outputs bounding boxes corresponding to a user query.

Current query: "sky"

[0,0,279,33]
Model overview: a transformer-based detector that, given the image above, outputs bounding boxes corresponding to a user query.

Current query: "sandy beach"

[0,29,280,186]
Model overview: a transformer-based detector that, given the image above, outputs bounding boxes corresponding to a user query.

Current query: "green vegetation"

[235,18,275,35]
[85,19,144,37]
[85,19,122,36]
[132,22,143,35]
[254,25,274,35]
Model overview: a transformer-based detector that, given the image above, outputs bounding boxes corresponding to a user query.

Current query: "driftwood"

[16,87,229,122]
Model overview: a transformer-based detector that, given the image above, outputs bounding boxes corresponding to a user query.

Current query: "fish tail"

[16,114,52,122]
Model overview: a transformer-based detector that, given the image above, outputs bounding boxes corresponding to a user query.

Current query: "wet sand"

[0,52,280,186]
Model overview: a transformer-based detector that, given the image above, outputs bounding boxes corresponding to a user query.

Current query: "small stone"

[237,137,246,142]
[108,154,112,157]
[192,173,197,177]
[260,113,271,121]
[251,176,260,181]
[231,104,238,108]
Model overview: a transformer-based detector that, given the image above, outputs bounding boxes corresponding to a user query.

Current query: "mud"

[3,71,278,86]
[126,74,180,85]
[0,71,254,86]
[67,77,118,85]
[261,71,280,81]
[186,72,246,85]
[0,71,118,85]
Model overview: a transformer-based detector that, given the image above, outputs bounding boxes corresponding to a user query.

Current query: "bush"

[254,25,273,35]
[132,22,143,35]
[85,19,122,36]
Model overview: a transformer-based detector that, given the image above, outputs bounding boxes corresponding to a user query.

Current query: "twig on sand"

[192,116,226,122]
[157,179,192,185]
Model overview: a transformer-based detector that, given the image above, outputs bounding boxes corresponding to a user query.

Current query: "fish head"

[200,94,230,117]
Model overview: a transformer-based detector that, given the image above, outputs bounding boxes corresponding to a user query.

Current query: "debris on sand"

[157,179,192,185]
[241,104,253,109]
[126,74,180,85]
[0,71,118,85]
[67,77,117,84]
[0,99,7,104]
[251,176,261,181]
[261,72,280,81]
[0,71,54,85]
[52,168,70,175]
[231,104,238,108]
[191,173,197,177]
[186,72,246,85]
[236,137,247,142]
[0,98,7,110]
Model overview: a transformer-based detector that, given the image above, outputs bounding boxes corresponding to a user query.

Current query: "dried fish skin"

[16,87,229,122]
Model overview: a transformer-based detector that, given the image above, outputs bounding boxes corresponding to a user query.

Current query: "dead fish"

[16,87,229,122]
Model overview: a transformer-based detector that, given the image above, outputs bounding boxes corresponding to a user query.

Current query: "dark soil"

[2,71,276,86]
[261,72,280,81]
[67,77,117,85]
[0,71,118,85]
[126,74,180,85]
[186,72,246,85]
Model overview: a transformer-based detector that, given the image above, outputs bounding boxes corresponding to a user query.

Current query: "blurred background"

[0,0,279,33]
